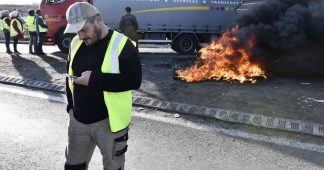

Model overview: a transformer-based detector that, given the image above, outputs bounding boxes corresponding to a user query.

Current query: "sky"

[0,0,40,5]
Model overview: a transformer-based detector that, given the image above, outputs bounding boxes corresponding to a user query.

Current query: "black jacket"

[66,30,142,124]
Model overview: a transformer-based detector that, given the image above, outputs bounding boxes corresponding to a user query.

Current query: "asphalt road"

[1,84,324,169]
[0,42,177,54]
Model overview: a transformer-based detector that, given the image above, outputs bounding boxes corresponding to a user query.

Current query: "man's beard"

[94,26,102,42]
[85,26,102,46]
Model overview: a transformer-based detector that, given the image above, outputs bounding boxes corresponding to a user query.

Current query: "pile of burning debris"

[176,0,324,83]
[176,26,266,84]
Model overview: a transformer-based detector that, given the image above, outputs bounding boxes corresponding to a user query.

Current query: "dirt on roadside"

[0,51,323,124]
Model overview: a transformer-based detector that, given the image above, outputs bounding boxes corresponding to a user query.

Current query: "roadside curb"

[1,75,324,138]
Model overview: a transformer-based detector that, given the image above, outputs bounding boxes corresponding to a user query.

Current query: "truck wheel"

[171,44,176,51]
[173,34,198,55]
[57,33,75,53]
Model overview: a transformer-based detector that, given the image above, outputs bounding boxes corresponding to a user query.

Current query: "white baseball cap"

[9,11,18,18]
[64,2,99,34]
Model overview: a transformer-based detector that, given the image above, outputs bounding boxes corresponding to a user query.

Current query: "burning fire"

[176,26,267,84]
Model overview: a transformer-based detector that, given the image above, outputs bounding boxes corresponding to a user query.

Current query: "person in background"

[26,9,37,54]
[119,6,138,47]
[9,11,24,54]
[35,9,48,55]
[64,2,141,169]
[0,12,2,36]
[1,10,12,53]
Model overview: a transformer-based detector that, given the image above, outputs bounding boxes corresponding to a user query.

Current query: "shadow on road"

[10,53,52,83]
[37,53,66,75]
[2,49,324,168]
[50,51,68,60]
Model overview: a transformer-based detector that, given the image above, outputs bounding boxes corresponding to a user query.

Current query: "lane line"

[2,75,324,137]
[1,85,324,153]
[134,112,324,153]
[0,86,66,103]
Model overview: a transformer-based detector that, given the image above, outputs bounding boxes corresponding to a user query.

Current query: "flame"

[176,26,266,84]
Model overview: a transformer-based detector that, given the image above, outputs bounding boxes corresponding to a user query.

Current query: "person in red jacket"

[9,11,24,54]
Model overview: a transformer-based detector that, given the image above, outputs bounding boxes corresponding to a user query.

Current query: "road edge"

[1,75,324,138]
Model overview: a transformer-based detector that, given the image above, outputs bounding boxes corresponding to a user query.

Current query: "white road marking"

[1,85,324,153]
[308,98,324,103]
[135,112,324,153]
[0,86,66,103]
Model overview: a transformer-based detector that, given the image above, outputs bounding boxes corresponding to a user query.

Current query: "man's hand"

[74,71,92,86]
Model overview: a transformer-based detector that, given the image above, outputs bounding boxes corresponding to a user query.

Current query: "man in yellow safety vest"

[35,9,48,55]
[63,2,141,170]
[26,9,37,54]
[1,10,12,53]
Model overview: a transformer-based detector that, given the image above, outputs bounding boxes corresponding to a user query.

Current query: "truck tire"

[57,33,75,53]
[173,34,198,55]
[171,44,176,51]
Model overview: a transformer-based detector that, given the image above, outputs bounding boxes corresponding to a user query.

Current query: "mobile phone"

[65,74,79,80]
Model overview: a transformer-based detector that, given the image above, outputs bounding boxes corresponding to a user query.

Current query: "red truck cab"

[40,0,89,53]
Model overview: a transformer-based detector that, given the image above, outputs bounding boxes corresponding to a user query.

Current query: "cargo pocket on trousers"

[113,132,128,159]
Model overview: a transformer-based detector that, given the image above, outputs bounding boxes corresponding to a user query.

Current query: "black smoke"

[236,0,310,51]
[233,0,324,76]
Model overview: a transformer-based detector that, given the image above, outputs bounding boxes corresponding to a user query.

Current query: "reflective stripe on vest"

[10,19,22,37]
[26,16,36,32]
[68,31,131,132]
[68,36,82,94]
[3,17,10,30]
[38,16,48,33]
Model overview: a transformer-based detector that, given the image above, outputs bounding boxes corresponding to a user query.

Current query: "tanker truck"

[40,0,244,54]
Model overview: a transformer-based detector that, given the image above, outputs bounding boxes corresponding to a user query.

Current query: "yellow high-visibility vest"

[26,16,36,32]
[2,17,10,30]
[37,16,48,33]
[68,31,132,132]
[10,19,22,37]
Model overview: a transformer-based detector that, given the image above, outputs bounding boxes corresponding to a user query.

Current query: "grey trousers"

[65,110,128,170]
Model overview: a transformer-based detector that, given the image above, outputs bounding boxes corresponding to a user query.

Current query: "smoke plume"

[233,0,324,75]
[236,0,311,51]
